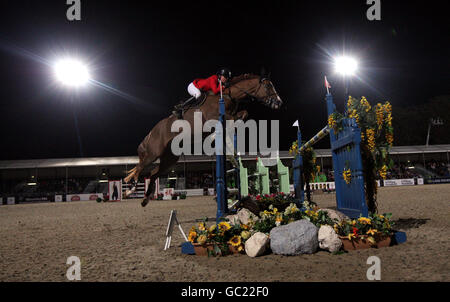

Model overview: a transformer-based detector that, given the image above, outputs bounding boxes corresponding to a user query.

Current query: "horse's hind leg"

[125,144,156,197]
[141,149,179,207]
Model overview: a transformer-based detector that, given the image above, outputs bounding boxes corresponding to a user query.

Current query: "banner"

[7,197,15,205]
[67,194,103,202]
[163,188,175,200]
[24,196,51,202]
[55,195,63,202]
[383,178,424,187]
[108,180,122,201]
[424,177,450,184]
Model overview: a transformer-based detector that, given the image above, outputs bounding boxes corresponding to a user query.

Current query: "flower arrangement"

[343,168,352,185]
[254,192,297,212]
[252,203,336,233]
[333,213,394,245]
[188,220,250,256]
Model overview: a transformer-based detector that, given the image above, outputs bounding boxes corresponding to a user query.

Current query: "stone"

[318,208,349,223]
[318,225,342,253]
[225,214,239,225]
[269,219,319,255]
[237,208,259,226]
[245,232,270,257]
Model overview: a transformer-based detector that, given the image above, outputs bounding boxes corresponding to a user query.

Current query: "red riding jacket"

[193,75,222,94]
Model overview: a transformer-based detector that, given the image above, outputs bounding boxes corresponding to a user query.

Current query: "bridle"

[228,77,279,104]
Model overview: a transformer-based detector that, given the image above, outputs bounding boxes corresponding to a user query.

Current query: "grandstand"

[1,145,449,203]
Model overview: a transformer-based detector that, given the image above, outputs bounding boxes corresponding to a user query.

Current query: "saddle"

[173,92,209,119]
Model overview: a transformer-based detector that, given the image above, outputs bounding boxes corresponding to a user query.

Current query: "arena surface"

[0,184,449,282]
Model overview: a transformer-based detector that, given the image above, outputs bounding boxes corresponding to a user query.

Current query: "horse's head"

[229,73,283,110]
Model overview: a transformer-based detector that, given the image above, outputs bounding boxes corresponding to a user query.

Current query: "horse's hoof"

[125,189,134,197]
[141,197,150,207]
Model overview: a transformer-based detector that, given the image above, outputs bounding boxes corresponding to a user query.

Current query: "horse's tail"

[124,166,137,183]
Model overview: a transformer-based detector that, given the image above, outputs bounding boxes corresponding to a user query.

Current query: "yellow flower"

[289,141,299,155]
[238,245,244,252]
[348,109,360,125]
[367,236,376,245]
[208,224,217,233]
[198,222,206,231]
[358,217,372,224]
[343,168,352,184]
[188,231,197,243]
[218,221,231,232]
[379,165,388,180]
[240,224,249,230]
[376,103,384,128]
[367,229,378,236]
[347,233,356,240]
[366,128,376,152]
[241,231,251,240]
[347,96,353,109]
[386,133,394,146]
[328,115,337,129]
[197,234,207,245]
[360,97,371,112]
[275,215,283,223]
[351,220,357,226]
[228,235,242,247]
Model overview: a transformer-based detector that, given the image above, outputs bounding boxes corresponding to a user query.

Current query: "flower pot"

[193,243,217,256]
[339,236,372,250]
[375,234,392,248]
[228,244,244,254]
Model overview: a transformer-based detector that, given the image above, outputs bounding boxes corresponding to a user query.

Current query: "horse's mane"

[228,73,260,85]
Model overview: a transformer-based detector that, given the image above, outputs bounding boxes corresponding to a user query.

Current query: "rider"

[173,68,232,118]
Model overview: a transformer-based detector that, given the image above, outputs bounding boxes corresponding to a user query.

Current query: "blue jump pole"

[234,133,241,203]
[292,129,304,207]
[216,96,227,223]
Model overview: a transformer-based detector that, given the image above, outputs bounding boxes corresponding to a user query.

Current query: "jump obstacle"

[215,91,369,221]
[184,89,406,253]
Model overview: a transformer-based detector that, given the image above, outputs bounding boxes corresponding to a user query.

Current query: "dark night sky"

[0,0,448,160]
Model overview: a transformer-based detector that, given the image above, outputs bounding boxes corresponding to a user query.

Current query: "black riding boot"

[172,104,183,119]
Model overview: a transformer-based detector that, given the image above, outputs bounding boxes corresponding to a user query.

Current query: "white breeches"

[187,82,202,99]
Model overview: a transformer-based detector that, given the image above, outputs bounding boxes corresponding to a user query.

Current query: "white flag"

[292,120,299,127]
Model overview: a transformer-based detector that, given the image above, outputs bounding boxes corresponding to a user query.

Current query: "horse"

[124,72,283,207]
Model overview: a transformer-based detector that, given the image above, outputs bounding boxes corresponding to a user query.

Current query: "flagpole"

[325,76,330,95]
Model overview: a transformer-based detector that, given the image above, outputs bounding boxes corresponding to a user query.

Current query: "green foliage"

[252,216,277,234]
[333,213,394,239]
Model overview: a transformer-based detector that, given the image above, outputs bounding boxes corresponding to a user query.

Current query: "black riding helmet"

[217,67,232,80]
